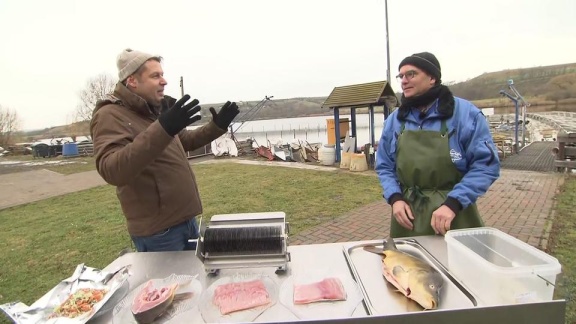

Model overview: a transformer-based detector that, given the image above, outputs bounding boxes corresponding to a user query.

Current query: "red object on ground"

[256,146,275,161]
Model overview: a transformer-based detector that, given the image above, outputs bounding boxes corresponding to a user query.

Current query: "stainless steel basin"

[343,239,477,316]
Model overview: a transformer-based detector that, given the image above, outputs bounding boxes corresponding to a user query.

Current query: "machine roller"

[194,212,291,275]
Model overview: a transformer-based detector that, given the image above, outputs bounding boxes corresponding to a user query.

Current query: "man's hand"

[158,95,202,136]
[392,200,414,230]
[210,101,240,130]
[163,95,177,108]
[431,205,456,235]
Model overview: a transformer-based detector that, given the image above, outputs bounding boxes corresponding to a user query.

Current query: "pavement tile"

[292,169,565,250]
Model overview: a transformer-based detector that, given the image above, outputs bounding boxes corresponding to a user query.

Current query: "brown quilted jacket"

[90,83,225,236]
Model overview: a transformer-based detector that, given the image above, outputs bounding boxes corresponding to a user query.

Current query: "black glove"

[209,101,240,130]
[158,95,202,136]
[163,95,177,107]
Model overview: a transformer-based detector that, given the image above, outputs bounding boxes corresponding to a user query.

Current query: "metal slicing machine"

[194,212,291,275]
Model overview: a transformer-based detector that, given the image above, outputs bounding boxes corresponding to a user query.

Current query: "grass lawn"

[547,175,576,323]
[0,162,382,315]
[0,158,574,323]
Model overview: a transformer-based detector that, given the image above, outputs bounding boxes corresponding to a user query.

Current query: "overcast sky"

[1,0,575,130]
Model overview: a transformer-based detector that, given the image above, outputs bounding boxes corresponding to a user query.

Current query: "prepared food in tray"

[50,288,107,318]
[0,263,131,324]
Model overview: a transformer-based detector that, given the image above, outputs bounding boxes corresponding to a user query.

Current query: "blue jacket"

[375,97,500,209]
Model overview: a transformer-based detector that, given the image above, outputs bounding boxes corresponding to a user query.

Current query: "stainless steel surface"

[89,243,363,323]
[306,301,565,324]
[196,212,290,274]
[343,239,476,316]
[412,235,450,266]
[85,236,566,324]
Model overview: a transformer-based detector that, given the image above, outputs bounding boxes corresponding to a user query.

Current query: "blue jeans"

[131,217,200,252]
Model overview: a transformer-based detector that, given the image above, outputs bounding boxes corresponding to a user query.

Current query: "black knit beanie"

[398,52,442,84]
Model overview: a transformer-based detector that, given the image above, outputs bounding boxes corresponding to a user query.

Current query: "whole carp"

[363,238,444,310]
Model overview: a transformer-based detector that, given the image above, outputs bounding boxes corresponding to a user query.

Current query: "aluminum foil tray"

[0,263,131,324]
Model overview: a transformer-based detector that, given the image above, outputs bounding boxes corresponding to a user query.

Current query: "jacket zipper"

[484,141,496,166]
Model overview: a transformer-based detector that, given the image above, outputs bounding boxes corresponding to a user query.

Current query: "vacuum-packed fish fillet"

[131,280,194,324]
[213,279,271,315]
[293,277,347,304]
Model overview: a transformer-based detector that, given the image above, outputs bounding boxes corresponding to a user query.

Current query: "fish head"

[408,270,444,310]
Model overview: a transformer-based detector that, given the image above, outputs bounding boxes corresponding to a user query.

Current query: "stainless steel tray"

[342,239,477,316]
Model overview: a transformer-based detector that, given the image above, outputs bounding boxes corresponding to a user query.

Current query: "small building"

[321,80,397,163]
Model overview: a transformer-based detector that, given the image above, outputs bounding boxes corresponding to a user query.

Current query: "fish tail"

[384,237,397,251]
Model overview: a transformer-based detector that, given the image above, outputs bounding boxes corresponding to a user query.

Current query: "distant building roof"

[321,80,397,109]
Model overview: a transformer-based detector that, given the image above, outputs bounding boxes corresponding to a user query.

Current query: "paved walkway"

[290,169,564,249]
[0,169,105,210]
[0,159,565,250]
[500,141,557,172]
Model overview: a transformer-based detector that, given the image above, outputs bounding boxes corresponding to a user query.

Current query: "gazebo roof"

[321,80,397,109]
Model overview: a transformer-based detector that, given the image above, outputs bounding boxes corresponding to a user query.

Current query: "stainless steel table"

[89,236,566,324]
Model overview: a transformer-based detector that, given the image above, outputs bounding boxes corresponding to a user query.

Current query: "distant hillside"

[232,97,328,121]
[449,63,576,102]
[228,62,576,120]
[20,62,576,140]
[18,121,88,142]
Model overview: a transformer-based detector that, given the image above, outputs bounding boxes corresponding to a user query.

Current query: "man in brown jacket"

[90,48,239,252]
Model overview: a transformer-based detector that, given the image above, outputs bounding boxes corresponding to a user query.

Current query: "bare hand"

[431,205,456,235]
[392,200,414,230]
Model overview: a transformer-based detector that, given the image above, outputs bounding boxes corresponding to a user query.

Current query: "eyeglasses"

[396,70,418,82]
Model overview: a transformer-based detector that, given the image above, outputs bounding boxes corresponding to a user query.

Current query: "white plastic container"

[445,227,561,306]
[318,144,336,166]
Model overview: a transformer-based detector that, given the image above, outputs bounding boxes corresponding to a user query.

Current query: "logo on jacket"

[450,149,462,162]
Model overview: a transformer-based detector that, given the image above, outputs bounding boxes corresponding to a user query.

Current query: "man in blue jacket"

[375,52,500,238]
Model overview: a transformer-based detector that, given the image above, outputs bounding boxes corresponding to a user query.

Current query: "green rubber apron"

[390,119,483,238]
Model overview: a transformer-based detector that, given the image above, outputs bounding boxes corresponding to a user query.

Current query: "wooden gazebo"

[321,80,397,162]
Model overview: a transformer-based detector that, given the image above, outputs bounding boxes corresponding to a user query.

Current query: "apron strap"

[440,119,448,137]
[405,185,430,213]
[400,118,447,135]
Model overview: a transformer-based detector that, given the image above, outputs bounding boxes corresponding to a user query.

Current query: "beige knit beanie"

[116,48,158,81]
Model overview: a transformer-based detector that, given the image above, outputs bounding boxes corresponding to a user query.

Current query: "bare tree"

[76,73,117,123]
[0,105,20,147]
